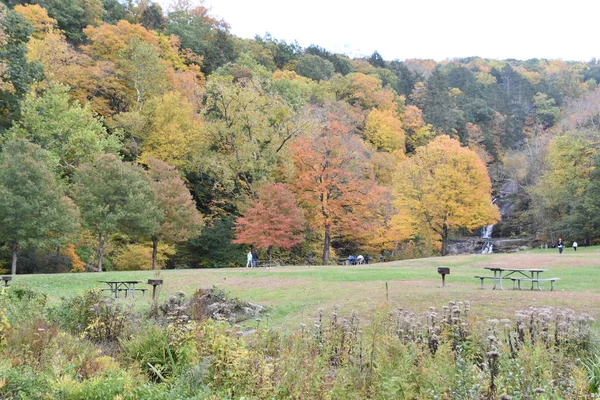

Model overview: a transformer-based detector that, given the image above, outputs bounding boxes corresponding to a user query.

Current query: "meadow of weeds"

[1,283,599,399]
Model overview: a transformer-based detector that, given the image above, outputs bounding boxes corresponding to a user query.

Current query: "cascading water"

[480,198,497,254]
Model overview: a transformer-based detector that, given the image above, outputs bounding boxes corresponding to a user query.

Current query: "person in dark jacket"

[557,237,564,254]
[251,248,259,267]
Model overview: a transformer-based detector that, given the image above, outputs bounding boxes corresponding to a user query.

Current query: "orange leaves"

[232,183,305,250]
[82,20,159,62]
[290,113,383,246]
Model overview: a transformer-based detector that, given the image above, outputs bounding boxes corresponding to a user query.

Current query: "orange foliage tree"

[393,135,500,255]
[232,183,305,264]
[290,112,384,265]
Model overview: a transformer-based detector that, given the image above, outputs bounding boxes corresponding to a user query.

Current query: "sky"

[163,0,600,62]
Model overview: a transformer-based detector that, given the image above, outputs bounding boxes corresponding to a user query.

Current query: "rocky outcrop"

[446,236,535,255]
[156,287,265,324]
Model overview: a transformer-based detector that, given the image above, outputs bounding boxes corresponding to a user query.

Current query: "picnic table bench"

[475,267,559,291]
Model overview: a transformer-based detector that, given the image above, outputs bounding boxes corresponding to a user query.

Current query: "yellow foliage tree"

[392,135,499,255]
[117,91,206,172]
[364,108,406,155]
[115,243,174,271]
[13,4,56,39]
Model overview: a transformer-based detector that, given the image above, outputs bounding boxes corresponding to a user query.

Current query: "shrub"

[121,321,197,382]
[0,363,51,398]
[0,285,47,326]
[47,290,131,343]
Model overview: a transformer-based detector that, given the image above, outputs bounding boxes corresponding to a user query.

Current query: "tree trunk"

[97,232,104,272]
[152,236,158,270]
[268,245,273,267]
[11,242,18,276]
[322,224,331,265]
[441,226,448,256]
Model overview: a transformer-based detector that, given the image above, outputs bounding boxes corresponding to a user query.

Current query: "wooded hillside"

[1,0,599,272]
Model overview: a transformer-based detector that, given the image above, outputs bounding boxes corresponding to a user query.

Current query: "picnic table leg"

[494,270,505,290]
[479,277,485,289]
[535,272,542,290]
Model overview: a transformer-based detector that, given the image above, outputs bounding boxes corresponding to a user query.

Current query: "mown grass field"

[8,246,600,329]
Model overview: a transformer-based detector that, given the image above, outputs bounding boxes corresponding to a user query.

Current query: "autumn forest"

[1,0,600,273]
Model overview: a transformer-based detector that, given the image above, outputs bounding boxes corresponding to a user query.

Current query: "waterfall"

[481,239,493,254]
[480,198,497,254]
[481,224,494,239]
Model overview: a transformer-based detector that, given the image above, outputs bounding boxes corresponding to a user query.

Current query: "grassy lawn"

[6,245,600,330]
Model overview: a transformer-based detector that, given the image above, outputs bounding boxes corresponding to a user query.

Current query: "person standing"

[573,241,578,251]
[251,248,259,268]
[557,237,564,254]
[246,251,253,268]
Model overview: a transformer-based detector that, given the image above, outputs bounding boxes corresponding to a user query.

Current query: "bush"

[0,362,51,398]
[0,285,47,326]
[121,321,197,382]
[47,290,131,343]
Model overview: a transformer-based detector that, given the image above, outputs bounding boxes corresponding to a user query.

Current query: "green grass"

[5,246,600,329]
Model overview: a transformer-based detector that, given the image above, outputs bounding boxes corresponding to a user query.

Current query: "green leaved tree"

[71,154,161,272]
[0,138,79,275]
[6,82,122,174]
[0,5,44,132]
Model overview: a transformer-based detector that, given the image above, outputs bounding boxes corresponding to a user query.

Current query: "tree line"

[1,0,599,273]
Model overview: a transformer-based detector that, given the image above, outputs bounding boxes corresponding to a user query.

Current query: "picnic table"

[98,280,145,298]
[475,267,559,291]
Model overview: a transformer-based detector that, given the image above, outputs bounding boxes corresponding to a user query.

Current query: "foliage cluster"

[0,285,599,399]
[2,0,600,272]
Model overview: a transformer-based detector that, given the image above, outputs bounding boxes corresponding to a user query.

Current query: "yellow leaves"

[392,135,499,245]
[83,20,159,62]
[115,242,175,271]
[364,108,406,154]
[348,73,395,111]
[136,91,207,172]
[13,4,57,39]
[273,69,313,84]
[475,71,497,86]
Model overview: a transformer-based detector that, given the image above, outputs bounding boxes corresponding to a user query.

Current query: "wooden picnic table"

[98,280,144,298]
[481,267,549,290]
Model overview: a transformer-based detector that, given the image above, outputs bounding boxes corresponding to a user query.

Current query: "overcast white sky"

[165,0,599,62]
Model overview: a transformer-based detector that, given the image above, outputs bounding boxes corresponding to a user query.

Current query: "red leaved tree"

[233,183,305,265]
[290,113,384,265]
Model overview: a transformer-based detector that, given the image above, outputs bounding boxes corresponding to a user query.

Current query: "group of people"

[347,255,366,265]
[556,237,577,254]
